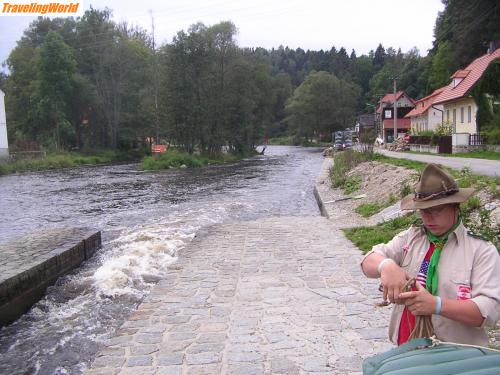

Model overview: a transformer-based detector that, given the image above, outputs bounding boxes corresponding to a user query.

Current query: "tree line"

[1,0,498,154]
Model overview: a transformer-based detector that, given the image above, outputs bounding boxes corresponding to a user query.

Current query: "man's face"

[419,204,458,236]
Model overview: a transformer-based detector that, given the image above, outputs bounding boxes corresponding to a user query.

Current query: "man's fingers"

[399,291,418,299]
[415,281,425,291]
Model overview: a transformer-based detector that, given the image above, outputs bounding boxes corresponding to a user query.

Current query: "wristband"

[377,258,394,276]
[434,296,442,315]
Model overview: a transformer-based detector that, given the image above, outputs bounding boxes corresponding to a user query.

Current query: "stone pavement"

[85,216,393,375]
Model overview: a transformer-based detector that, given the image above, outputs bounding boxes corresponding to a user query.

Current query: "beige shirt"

[362,222,500,346]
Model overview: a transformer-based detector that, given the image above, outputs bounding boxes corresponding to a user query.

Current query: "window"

[452,109,456,132]
[468,106,471,123]
[460,107,464,123]
[446,110,450,122]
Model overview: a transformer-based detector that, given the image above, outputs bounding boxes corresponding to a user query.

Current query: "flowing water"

[0,146,324,375]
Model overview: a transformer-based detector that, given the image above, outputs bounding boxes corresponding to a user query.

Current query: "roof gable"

[405,88,444,118]
[434,49,500,105]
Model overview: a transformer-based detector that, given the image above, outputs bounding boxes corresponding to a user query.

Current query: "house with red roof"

[376,91,415,142]
[433,47,500,135]
[405,88,444,133]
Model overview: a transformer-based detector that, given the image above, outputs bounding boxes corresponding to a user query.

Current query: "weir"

[0,228,101,327]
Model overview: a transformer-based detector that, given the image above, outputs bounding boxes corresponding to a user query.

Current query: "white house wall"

[428,104,444,131]
[396,96,414,107]
[0,89,9,160]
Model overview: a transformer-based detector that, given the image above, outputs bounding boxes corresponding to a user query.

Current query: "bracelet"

[434,296,442,315]
[377,258,394,276]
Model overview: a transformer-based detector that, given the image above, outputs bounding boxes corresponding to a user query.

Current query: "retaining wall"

[0,228,101,327]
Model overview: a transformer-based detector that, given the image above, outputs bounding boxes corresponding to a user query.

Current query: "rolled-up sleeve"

[360,229,410,273]
[470,243,500,328]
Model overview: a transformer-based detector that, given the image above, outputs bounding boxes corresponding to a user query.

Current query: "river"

[0,146,324,375]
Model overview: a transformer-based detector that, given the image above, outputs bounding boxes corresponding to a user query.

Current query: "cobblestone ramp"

[86,216,392,375]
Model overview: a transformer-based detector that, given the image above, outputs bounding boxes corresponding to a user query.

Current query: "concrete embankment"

[0,228,101,327]
[85,158,392,375]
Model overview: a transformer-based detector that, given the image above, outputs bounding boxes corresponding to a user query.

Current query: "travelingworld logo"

[1,1,83,16]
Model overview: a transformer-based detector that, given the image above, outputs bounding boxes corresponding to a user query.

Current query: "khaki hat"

[401,163,474,210]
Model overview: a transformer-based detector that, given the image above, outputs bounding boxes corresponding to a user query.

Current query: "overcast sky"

[0,0,444,72]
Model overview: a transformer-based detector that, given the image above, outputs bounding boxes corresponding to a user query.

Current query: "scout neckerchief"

[425,214,461,296]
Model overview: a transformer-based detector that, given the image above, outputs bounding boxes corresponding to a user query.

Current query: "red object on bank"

[152,144,168,153]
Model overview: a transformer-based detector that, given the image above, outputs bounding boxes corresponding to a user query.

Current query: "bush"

[484,127,500,145]
[343,175,361,194]
[331,150,374,188]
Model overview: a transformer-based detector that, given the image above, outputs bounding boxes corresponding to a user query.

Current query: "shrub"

[400,183,412,198]
[343,175,361,194]
[331,150,373,188]
[484,127,500,145]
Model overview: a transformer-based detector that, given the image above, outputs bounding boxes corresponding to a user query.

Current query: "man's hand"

[398,281,436,315]
[380,261,408,304]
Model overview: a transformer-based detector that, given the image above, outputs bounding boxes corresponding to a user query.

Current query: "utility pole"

[393,77,397,143]
[150,10,160,145]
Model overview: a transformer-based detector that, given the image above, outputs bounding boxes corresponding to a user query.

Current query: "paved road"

[377,150,500,177]
[85,216,392,375]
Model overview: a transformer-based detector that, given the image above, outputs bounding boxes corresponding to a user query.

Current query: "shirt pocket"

[450,268,472,300]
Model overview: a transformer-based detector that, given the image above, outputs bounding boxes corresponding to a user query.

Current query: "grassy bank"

[0,150,146,176]
[343,214,420,253]
[140,149,243,170]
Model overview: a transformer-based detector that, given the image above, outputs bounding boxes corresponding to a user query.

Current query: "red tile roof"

[383,118,411,129]
[377,91,415,113]
[405,88,445,118]
[451,70,471,79]
[434,49,500,105]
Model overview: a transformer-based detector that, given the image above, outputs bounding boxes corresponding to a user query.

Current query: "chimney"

[488,41,500,54]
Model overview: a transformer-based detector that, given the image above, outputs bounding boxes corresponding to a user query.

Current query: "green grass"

[355,202,385,217]
[331,150,373,188]
[343,213,421,253]
[355,194,398,218]
[343,175,361,194]
[140,149,242,171]
[0,150,148,176]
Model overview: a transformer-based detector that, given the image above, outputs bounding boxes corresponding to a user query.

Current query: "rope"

[375,278,435,339]
[429,335,500,353]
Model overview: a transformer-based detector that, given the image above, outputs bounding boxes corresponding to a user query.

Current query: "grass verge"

[343,213,420,254]
[355,193,399,218]
[0,150,146,175]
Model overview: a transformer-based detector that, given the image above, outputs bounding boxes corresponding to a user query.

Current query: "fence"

[408,135,452,154]
[469,133,487,146]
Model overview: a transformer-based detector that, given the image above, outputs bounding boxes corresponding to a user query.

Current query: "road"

[377,149,500,177]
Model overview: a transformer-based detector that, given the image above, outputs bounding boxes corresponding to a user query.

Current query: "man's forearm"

[361,252,386,278]
[440,298,484,327]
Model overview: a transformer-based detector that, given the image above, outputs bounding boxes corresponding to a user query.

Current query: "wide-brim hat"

[401,163,474,210]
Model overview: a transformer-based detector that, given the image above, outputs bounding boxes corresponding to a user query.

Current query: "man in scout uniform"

[361,163,500,346]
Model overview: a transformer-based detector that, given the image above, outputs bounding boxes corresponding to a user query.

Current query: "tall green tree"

[36,31,76,149]
[286,71,360,141]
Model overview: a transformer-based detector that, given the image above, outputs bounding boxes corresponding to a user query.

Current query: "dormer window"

[452,78,463,88]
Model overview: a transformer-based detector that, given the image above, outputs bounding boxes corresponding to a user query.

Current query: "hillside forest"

[0,0,499,155]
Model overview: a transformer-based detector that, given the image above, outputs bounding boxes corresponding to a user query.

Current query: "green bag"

[363,338,500,375]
